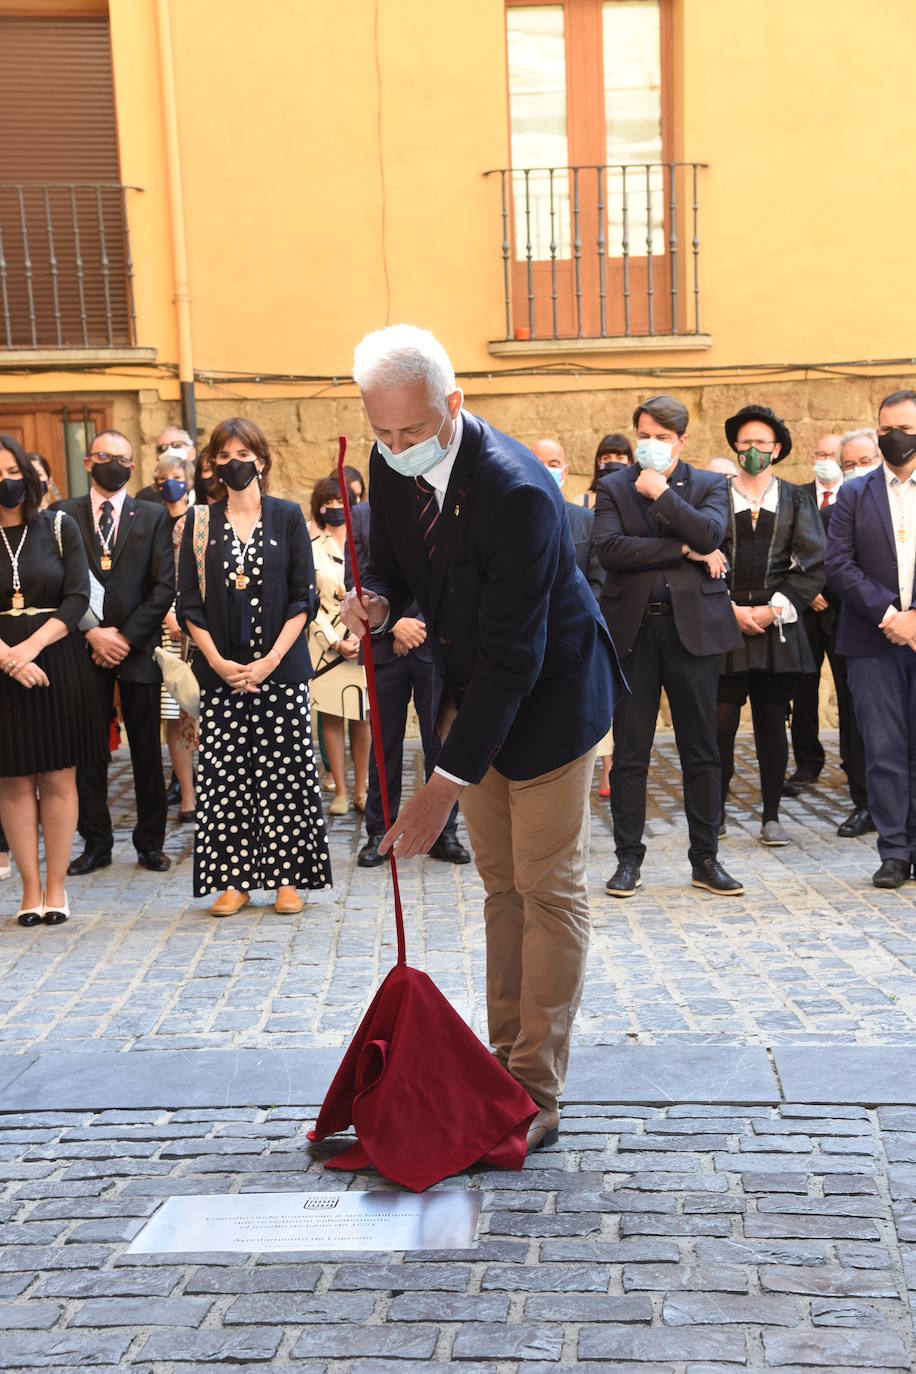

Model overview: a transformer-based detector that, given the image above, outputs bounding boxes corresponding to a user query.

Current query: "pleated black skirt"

[0,613,108,777]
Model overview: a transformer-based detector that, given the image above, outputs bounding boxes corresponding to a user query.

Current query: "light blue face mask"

[376,410,454,479]
[547,466,565,488]
[635,436,675,473]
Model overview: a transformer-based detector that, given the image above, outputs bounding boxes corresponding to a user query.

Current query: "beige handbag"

[154,504,209,719]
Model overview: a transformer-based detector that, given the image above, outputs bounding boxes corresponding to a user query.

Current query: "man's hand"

[340,589,390,640]
[392,617,426,653]
[685,548,728,579]
[336,635,360,661]
[810,593,829,612]
[881,608,916,646]
[634,468,669,502]
[379,772,463,860]
[87,626,131,668]
[733,604,765,635]
[750,605,776,630]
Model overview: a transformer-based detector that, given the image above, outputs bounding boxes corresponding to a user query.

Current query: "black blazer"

[53,493,175,684]
[176,496,318,691]
[363,412,624,784]
[593,460,743,659]
[825,467,914,658]
[344,499,432,667]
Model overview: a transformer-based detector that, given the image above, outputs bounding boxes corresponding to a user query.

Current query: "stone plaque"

[128,1190,482,1254]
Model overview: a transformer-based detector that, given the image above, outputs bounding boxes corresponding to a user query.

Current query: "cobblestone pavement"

[4,1102,916,1370]
[1,734,915,1056]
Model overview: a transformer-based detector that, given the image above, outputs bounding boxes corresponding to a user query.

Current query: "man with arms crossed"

[341,326,623,1152]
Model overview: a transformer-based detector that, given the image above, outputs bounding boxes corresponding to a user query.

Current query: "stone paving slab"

[774,1046,916,1105]
[1,1102,915,1371]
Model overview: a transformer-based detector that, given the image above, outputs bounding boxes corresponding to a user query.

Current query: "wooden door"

[0,402,111,497]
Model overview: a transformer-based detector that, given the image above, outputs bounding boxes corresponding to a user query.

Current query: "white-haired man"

[341,325,624,1152]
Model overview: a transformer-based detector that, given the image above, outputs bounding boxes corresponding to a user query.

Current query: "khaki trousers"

[459,747,596,1113]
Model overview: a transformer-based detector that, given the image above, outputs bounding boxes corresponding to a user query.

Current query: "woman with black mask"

[177,418,331,917]
[0,436,107,926]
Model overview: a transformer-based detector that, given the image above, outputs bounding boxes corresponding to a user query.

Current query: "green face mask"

[738,446,771,477]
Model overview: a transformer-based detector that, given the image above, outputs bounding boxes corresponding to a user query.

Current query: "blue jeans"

[847,647,916,862]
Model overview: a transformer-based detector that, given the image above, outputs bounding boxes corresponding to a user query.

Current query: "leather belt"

[0,606,55,617]
[645,602,673,616]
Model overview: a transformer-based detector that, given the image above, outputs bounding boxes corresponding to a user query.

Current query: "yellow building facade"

[1,0,915,501]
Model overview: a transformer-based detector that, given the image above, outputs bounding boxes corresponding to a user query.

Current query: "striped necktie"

[415,475,440,560]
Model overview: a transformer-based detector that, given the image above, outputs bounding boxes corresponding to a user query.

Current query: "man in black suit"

[342,325,624,1153]
[826,391,916,888]
[594,394,744,898]
[787,432,871,836]
[54,430,174,873]
[530,438,604,597]
[345,497,469,868]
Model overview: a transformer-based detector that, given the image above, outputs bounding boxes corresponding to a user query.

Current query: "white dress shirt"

[884,462,916,615]
[814,477,840,508]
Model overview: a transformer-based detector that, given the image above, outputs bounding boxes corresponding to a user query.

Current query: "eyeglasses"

[155,440,190,455]
[842,457,879,470]
[735,440,777,453]
[89,451,132,467]
[813,450,838,460]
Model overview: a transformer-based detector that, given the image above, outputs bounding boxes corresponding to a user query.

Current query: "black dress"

[0,510,107,777]
[194,520,332,898]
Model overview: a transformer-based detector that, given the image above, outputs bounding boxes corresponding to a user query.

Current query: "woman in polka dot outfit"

[177,418,331,917]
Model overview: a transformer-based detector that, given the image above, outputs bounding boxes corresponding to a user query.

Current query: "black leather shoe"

[17,908,42,927]
[691,858,744,895]
[357,834,386,868]
[605,861,641,897]
[783,771,819,797]
[67,848,112,877]
[836,807,876,838]
[429,833,471,864]
[166,774,180,807]
[137,849,171,872]
[873,858,910,889]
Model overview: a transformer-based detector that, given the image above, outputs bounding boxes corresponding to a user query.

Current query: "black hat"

[724,405,792,463]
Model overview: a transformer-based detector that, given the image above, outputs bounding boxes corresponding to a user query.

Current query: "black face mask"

[878,428,916,469]
[39,478,49,496]
[0,477,25,509]
[219,459,259,491]
[91,458,132,493]
[322,508,347,527]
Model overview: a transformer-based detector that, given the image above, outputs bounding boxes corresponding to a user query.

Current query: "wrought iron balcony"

[484,162,707,344]
[0,182,140,350]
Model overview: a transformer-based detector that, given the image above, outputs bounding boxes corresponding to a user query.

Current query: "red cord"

[338,436,407,966]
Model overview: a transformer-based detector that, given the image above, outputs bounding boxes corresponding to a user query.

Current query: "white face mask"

[813,458,842,484]
[844,463,881,481]
[547,466,565,489]
[376,410,454,479]
[635,437,675,473]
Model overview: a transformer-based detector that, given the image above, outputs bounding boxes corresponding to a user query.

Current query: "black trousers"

[790,607,867,806]
[718,671,797,824]
[610,611,722,868]
[77,665,167,853]
[363,650,458,841]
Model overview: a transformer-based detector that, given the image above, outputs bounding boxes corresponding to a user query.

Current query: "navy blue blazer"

[825,467,916,657]
[362,412,624,784]
[176,496,318,690]
[593,460,743,659]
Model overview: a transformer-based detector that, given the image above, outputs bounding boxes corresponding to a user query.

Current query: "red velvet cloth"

[307,439,537,1192]
[308,963,538,1192]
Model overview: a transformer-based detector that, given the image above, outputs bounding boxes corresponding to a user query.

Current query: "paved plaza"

[4,734,916,1370]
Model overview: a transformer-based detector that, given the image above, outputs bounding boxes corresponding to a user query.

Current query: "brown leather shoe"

[525,1108,560,1154]
[275,887,303,914]
[210,889,249,917]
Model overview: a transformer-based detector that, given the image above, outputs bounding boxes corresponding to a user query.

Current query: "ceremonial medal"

[11,592,24,610]
[233,571,248,589]
[1,525,28,613]
[100,554,112,570]
[899,528,907,543]
[225,506,261,595]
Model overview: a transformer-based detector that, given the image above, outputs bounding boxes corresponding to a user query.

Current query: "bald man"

[136,425,197,506]
[531,439,603,597]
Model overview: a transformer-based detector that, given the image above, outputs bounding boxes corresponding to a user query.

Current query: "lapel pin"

[454,504,460,517]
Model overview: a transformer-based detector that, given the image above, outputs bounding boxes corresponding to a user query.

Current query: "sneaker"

[605,861,641,897]
[760,820,789,846]
[691,858,744,895]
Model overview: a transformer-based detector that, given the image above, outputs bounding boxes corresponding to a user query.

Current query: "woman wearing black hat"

[713,406,825,846]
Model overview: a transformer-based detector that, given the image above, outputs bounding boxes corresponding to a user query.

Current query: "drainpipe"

[156,0,196,440]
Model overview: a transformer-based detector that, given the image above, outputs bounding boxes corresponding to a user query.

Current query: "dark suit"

[826,468,916,860]
[593,460,741,868]
[53,492,174,852]
[135,483,165,506]
[344,500,457,840]
[363,411,623,1113]
[790,481,866,807]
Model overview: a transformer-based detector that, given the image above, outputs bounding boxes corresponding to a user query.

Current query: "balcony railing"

[0,182,140,350]
[484,162,707,343]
